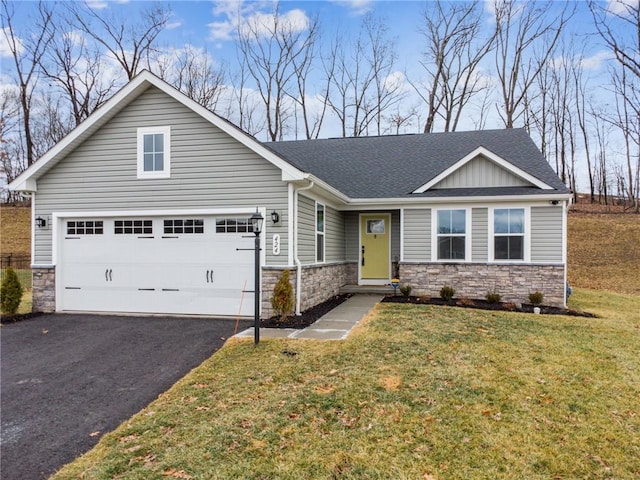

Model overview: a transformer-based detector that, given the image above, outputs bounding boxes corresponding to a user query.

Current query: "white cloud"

[580,50,614,70]
[86,0,108,10]
[606,0,639,16]
[62,30,85,48]
[166,21,183,30]
[208,2,310,41]
[329,0,373,16]
[0,27,22,58]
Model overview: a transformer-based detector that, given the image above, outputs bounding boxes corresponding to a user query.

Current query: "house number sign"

[272,234,281,255]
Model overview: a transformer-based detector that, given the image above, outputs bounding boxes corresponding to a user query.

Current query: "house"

[10,71,571,318]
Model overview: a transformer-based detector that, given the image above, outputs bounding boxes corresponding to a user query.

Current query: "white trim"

[412,146,554,193]
[315,201,325,264]
[9,70,306,192]
[137,126,171,179]
[342,193,572,208]
[358,213,391,285]
[431,207,472,262]
[488,206,531,263]
[30,193,36,264]
[399,208,404,262]
[287,183,295,266]
[562,199,568,306]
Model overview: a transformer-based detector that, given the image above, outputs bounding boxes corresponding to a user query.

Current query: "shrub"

[528,291,544,305]
[440,285,456,302]
[458,297,474,307]
[1,267,23,315]
[399,284,412,298]
[485,291,502,304]
[271,270,294,321]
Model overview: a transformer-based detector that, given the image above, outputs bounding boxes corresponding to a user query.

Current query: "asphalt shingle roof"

[264,129,569,199]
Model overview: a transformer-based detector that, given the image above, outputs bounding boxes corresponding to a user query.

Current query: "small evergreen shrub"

[440,285,456,302]
[271,270,294,321]
[400,284,412,298]
[485,291,502,304]
[528,291,544,305]
[1,267,23,315]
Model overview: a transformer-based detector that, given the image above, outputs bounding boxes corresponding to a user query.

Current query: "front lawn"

[52,288,639,479]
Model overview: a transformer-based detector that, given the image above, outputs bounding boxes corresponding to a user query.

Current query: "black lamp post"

[250,209,264,345]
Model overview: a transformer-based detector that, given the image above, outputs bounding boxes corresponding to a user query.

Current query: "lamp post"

[250,209,264,345]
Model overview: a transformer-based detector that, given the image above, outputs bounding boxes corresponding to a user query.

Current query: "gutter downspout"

[293,180,314,315]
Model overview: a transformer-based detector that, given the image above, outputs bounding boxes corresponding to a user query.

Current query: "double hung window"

[493,208,525,260]
[137,126,170,178]
[316,203,325,263]
[437,209,466,260]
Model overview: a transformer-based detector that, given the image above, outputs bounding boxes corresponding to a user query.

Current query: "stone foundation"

[261,262,357,318]
[32,267,56,313]
[399,263,565,307]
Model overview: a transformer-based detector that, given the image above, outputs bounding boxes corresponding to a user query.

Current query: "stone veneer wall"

[399,263,565,307]
[32,267,56,313]
[261,262,357,318]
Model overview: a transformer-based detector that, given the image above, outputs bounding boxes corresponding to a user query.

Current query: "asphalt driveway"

[1,313,250,480]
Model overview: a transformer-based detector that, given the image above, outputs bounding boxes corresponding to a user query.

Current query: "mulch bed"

[0,312,46,325]
[382,295,598,318]
[261,293,353,329]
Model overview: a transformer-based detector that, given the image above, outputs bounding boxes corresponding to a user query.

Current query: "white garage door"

[59,215,256,316]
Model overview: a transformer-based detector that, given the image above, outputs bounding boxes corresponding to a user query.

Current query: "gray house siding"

[297,194,315,264]
[34,86,290,265]
[344,212,359,262]
[403,208,431,262]
[472,207,488,262]
[326,206,345,262]
[433,156,529,189]
[531,206,564,263]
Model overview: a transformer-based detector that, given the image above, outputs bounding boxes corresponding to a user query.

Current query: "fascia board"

[412,146,553,194]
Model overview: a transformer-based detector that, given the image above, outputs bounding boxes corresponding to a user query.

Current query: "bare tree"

[493,0,573,128]
[68,1,170,80]
[413,0,495,133]
[324,14,403,137]
[572,54,596,203]
[41,11,117,126]
[1,0,54,167]
[235,4,319,141]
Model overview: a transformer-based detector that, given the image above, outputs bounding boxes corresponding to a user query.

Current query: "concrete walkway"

[236,294,382,341]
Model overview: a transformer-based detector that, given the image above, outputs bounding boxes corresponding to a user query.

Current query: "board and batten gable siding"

[403,208,431,262]
[297,195,315,264]
[472,207,488,262]
[33,86,290,265]
[530,206,564,263]
[325,205,346,262]
[433,156,530,189]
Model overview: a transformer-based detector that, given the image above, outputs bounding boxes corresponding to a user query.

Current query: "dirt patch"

[382,295,597,318]
[261,293,353,329]
[1,206,31,256]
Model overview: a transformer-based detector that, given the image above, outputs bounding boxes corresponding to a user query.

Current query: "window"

[366,219,385,234]
[216,218,253,233]
[164,219,204,234]
[494,208,525,260]
[316,203,325,262]
[115,219,153,235]
[67,220,103,235]
[437,209,466,260]
[137,126,170,178]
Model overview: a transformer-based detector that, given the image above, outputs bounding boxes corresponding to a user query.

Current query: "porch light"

[270,210,280,224]
[250,209,264,236]
[35,217,47,228]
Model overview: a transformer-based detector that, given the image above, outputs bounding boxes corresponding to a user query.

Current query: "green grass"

[51,288,640,479]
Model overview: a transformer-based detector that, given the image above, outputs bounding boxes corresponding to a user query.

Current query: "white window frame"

[316,202,325,263]
[489,206,530,263]
[431,207,471,262]
[137,126,171,179]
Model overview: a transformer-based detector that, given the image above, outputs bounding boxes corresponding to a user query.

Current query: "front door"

[359,213,390,285]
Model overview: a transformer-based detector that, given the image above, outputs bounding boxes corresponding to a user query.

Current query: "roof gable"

[10,70,305,192]
[413,146,553,193]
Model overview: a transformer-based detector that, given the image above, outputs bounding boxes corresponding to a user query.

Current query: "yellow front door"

[360,214,390,284]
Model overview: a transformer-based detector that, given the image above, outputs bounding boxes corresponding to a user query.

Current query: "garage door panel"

[59,214,257,316]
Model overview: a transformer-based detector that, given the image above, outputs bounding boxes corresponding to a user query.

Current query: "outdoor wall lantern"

[250,209,264,345]
[270,210,280,224]
[35,217,47,228]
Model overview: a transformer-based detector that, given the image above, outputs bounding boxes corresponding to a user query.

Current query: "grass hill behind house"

[1,205,31,256]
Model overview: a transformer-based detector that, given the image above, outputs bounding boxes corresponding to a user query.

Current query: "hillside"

[1,205,31,256]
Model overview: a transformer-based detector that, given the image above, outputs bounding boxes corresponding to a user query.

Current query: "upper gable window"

[137,126,170,179]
